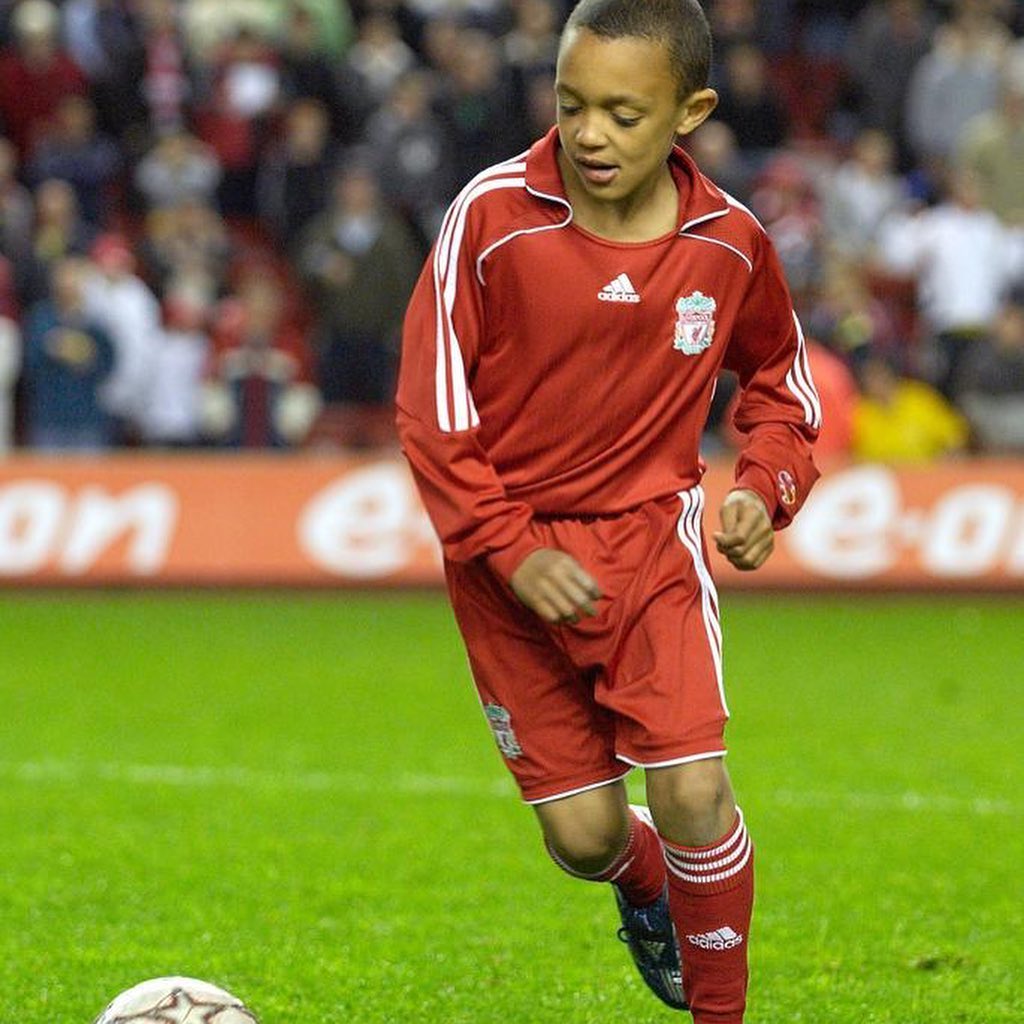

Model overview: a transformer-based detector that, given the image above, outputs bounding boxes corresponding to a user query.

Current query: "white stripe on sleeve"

[785,313,822,429]
[432,160,526,432]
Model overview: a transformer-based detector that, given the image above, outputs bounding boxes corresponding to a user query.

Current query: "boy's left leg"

[646,758,754,1024]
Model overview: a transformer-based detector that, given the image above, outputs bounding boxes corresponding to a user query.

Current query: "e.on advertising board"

[0,455,1022,590]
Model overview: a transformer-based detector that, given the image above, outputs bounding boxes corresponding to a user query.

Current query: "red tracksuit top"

[397,128,821,582]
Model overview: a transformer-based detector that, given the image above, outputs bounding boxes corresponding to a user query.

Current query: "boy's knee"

[544,814,630,876]
[646,758,735,846]
[535,785,631,877]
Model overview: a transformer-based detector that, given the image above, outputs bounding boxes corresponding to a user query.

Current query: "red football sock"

[661,810,754,1024]
[546,808,666,906]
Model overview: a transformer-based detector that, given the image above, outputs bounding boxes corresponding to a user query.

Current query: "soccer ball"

[93,976,258,1023]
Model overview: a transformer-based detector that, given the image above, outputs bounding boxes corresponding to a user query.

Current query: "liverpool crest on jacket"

[673,291,717,355]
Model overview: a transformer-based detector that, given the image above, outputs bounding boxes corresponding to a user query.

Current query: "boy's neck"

[557,154,681,243]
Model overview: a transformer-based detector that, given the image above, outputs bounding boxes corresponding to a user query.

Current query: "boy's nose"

[574,114,607,149]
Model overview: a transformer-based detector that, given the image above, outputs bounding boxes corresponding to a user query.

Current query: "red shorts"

[445,485,729,805]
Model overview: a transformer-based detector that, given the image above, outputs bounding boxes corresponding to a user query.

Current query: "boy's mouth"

[574,156,619,186]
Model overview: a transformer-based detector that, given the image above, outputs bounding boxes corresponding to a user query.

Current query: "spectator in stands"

[782,0,850,58]
[363,70,454,242]
[749,154,824,300]
[404,0,509,38]
[846,0,935,160]
[257,98,337,249]
[807,258,900,367]
[296,159,421,407]
[138,275,212,447]
[876,165,1024,396]
[181,0,275,64]
[0,259,20,452]
[83,233,161,443]
[16,178,98,309]
[821,129,907,260]
[204,270,320,448]
[852,355,969,462]
[140,197,231,296]
[135,130,222,212]
[22,256,116,450]
[905,0,1011,174]
[435,28,526,182]
[687,120,751,205]
[62,0,147,139]
[711,43,788,158]
[957,47,1024,225]
[278,3,363,143]
[0,137,33,264]
[26,95,121,226]
[502,0,560,82]
[184,0,352,62]
[953,286,1024,452]
[62,0,140,82]
[707,0,760,68]
[345,13,417,106]
[136,0,193,136]
[0,0,88,159]
[196,24,281,216]
[420,13,462,81]
[280,0,353,58]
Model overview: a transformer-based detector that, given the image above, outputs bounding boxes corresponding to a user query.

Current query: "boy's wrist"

[486,530,546,583]
[723,488,769,519]
[731,465,777,525]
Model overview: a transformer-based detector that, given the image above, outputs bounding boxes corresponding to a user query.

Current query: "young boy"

[396,1,820,1020]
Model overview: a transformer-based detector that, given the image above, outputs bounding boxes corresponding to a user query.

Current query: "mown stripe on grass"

[0,760,1015,817]
[0,759,515,797]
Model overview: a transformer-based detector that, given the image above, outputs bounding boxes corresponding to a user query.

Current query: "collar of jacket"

[523,125,732,234]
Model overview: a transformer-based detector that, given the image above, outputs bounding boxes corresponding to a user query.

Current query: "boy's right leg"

[535,781,660,902]
[444,556,682,1006]
[535,784,686,1010]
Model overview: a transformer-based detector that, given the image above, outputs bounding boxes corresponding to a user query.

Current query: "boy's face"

[555,28,715,208]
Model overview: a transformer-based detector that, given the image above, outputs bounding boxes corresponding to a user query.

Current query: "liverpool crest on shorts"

[673,291,716,355]
[483,703,523,759]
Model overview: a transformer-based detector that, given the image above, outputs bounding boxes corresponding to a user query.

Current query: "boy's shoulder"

[441,132,571,257]
[448,157,548,227]
[673,149,769,268]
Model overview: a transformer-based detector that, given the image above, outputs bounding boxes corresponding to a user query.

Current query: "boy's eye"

[558,103,581,116]
[613,114,641,128]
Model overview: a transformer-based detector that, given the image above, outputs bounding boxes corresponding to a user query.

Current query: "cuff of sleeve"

[733,464,780,527]
[486,528,546,583]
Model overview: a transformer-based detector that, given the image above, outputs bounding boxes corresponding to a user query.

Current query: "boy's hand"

[509,548,602,625]
[714,489,774,571]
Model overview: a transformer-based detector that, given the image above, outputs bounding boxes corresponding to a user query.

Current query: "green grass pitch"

[0,592,1021,1023]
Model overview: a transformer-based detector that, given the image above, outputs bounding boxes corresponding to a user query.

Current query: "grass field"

[0,592,1021,1023]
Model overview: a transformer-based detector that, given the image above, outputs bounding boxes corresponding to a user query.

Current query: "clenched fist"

[713,489,774,571]
[509,548,602,624]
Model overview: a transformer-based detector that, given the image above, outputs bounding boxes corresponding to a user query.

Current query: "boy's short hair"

[564,0,712,100]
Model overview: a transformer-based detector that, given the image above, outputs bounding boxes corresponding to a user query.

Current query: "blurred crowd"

[0,0,1021,462]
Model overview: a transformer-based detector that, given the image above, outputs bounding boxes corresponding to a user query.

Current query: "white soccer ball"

[93,976,258,1023]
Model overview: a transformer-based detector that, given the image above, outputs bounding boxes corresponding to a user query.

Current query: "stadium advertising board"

[0,456,1022,589]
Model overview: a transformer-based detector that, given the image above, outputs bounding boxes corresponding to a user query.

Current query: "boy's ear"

[675,88,718,137]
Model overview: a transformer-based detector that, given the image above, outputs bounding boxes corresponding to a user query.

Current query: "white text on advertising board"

[299,464,441,579]
[0,482,178,576]
[786,466,1024,579]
